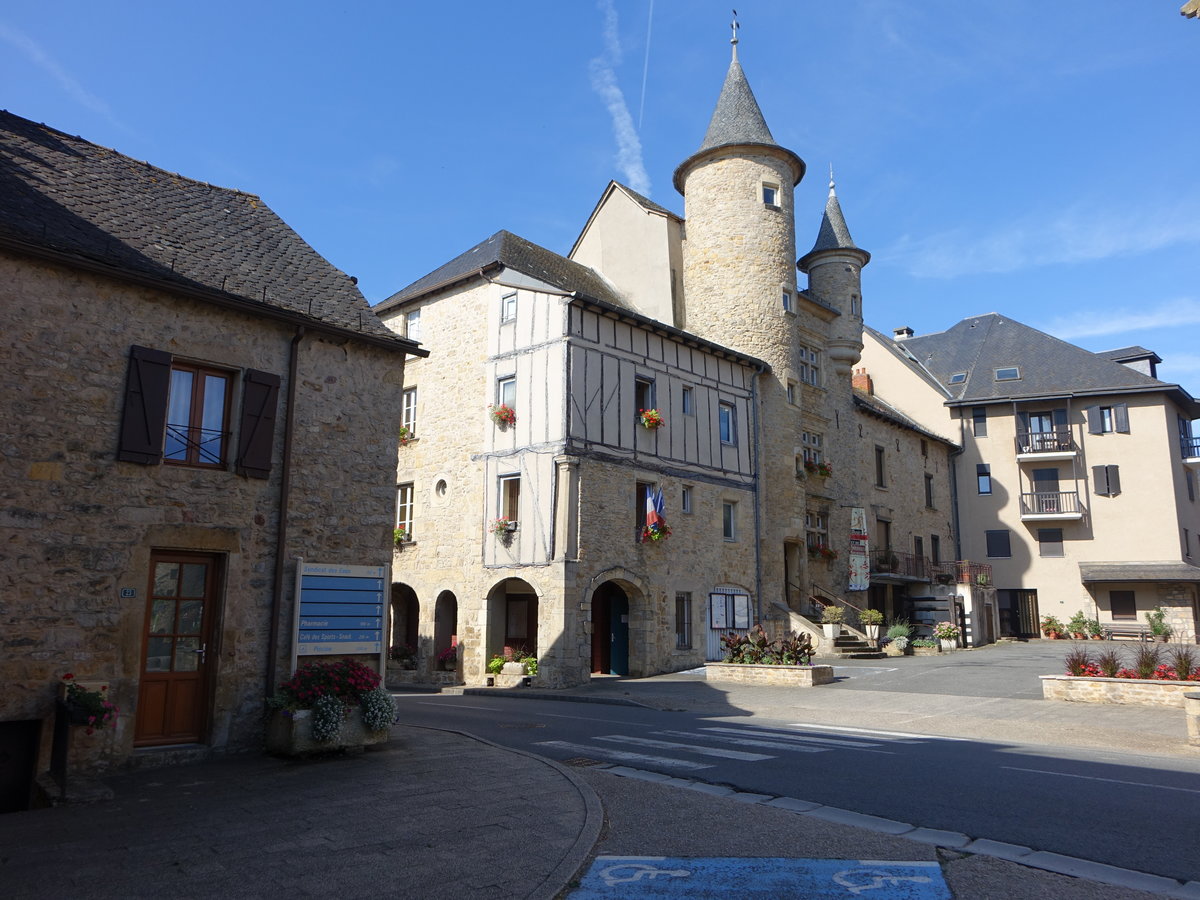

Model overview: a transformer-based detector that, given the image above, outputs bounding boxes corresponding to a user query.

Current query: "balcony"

[870,549,930,581]
[932,561,993,587]
[1015,428,1077,461]
[1183,435,1200,471]
[1019,490,1084,520]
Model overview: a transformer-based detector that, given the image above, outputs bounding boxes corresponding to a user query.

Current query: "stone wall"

[1,252,404,774]
[1040,675,1198,708]
[705,663,834,686]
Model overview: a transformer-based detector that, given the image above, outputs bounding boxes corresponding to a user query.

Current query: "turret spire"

[801,170,870,263]
[731,10,739,61]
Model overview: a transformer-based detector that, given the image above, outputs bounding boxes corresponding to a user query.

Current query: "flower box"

[1040,675,1200,709]
[265,707,390,756]
[705,663,834,687]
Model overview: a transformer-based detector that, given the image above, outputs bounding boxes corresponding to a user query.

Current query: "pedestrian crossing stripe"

[694,726,895,753]
[534,740,715,771]
[594,735,774,761]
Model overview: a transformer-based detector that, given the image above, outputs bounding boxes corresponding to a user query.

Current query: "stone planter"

[939,639,957,652]
[501,661,526,676]
[912,646,940,657]
[706,663,835,687]
[821,624,841,640]
[1040,676,1200,709]
[265,707,390,756]
[883,643,907,657]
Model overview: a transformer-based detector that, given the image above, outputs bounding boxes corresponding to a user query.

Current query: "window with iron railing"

[165,363,232,467]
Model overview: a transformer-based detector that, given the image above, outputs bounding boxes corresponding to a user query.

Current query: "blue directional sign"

[295,562,386,656]
[570,857,950,899]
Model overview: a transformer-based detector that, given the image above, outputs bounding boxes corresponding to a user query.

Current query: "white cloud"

[0,23,120,124]
[885,202,1200,279]
[589,0,650,196]
[1045,298,1200,340]
[1160,353,1200,376]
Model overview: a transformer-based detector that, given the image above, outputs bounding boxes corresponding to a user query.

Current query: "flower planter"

[863,623,880,642]
[706,663,834,687]
[821,624,841,640]
[912,646,940,656]
[939,639,956,652]
[1041,676,1200,709]
[265,707,390,757]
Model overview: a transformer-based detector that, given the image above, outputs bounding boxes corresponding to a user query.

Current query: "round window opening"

[435,479,448,497]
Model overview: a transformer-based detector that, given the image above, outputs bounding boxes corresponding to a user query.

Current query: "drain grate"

[563,756,603,767]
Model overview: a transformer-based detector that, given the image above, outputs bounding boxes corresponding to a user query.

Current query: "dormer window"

[994,367,1020,382]
[762,183,780,208]
[949,373,967,385]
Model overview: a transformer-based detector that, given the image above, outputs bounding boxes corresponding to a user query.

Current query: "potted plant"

[437,644,458,671]
[975,572,991,587]
[803,460,833,478]
[486,655,506,676]
[638,408,665,430]
[489,517,516,536]
[266,659,396,756]
[858,608,884,643]
[1086,618,1104,640]
[488,404,516,427]
[640,523,672,542]
[911,637,940,656]
[1040,615,1065,639]
[933,621,960,651]
[398,424,413,446]
[884,621,911,657]
[393,527,411,547]
[808,544,838,562]
[59,674,119,735]
[820,605,844,639]
[1067,611,1090,640]
[388,643,417,670]
[1147,606,1171,642]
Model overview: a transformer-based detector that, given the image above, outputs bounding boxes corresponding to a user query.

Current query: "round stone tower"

[798,177,870,377]
[673,39,805,365]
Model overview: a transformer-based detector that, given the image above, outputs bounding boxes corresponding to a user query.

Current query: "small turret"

[798,175,869,375]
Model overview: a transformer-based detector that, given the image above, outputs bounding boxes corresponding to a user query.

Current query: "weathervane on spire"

[829,163,836,193]
[731,9,739,60]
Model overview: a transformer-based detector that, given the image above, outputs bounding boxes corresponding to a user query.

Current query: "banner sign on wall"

[848,507,870,592]
[294,562,385,656]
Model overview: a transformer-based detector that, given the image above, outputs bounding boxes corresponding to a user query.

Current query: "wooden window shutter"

[1053,408,1068,428]
[117,345,171,464]
[1106,464,1121,495]
[1092,464,1107,495]
[1114,404,1130,433]
[236,369,281,479]
[1085,406,1102,434]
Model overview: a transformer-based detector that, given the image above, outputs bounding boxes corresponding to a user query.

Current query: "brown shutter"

[1114,404,1130,433]
[1085,406,1102,434]
[1105,464,1121,495]
[235,369,280,479]
[117,345,171,464]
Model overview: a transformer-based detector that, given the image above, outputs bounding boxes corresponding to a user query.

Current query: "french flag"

[645,486,666,536]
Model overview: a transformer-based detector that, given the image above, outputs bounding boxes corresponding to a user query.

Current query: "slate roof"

[800,180,870,267]
[1095,346,1161,365]
[610,181,678,220]
[893,313,1197,414]
[1079,561,1200,583]
[377,229,627,311]
[0,110,408,347]
[853,392,958,448]
[673,54,804,192]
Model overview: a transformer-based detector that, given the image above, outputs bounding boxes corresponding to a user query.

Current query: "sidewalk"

[0,726,599,900]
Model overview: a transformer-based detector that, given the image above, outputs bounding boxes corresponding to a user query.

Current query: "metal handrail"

[1019,491,1082,515]
[1014,427,1075,454]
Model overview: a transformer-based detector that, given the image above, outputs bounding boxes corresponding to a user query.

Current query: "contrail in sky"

[590,0,651,196]
[638,0,654,131]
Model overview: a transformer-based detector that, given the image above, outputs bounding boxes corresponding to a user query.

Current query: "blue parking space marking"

[570,857,950,899]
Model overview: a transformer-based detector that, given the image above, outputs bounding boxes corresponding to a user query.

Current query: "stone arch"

[390,583,419,655]
[583,568,651,677]
[433,590,458,660]
[485,577,540,664]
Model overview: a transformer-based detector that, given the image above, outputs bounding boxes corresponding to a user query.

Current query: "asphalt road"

[395,692,1200,884]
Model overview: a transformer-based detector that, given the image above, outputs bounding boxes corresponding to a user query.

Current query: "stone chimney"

[852,367,874,396]
[893,326,914,341]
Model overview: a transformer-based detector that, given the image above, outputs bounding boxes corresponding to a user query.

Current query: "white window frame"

[681,386,695,416]
[681,485,693,514]
[718,403,736,446]
[396,483,414,535]
[762,182,779,207]
[722,500,737,541]
[499,474,521,524]
[401,387,418,435]
[782,289,793,314]
[500,292,517,324]
[405,309,421,343]
[497,376,516,409]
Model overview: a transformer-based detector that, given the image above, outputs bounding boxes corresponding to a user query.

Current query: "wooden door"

[135,551,220,746]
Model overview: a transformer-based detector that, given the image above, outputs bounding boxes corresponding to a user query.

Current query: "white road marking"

[700,726,884,750]
[594,734,775,761]
[787,722,970,741]
[651,729,835,755]
[534,740,714,771]
[1002,766,1200,795]
[412,701,497,711]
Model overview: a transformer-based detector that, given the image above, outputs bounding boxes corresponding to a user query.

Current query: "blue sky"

[4,2,1198,385]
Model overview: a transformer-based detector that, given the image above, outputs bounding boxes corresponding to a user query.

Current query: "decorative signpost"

[291,561,386,672]
[848,507,870,592]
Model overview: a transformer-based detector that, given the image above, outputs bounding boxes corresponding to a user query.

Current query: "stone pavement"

[3,642,1197,899]
[0,726,599,900]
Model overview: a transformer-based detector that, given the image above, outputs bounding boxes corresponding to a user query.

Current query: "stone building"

[861,316,1200,641]
[379,38,965,688]
[0,110,423,806]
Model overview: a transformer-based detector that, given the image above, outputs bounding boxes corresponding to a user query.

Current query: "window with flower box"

[805,510,828,553]
[401,387,417,438]
[499,474,521,525]
[802,431,823,465]
[396,483,414,538]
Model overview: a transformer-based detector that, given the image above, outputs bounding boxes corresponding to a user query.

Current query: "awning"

[1079,561,1200,583]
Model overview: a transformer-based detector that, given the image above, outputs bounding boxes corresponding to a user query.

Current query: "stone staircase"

[826,632,886,660]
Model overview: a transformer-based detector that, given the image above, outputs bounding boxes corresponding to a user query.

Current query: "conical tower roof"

[673,45,804,194]
[799,177,870,270]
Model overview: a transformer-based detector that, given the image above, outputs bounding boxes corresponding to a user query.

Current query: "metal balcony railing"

[1182,435,1200,459]
[932,561,993,586]
[1019,491,1083,516]
[1015,427,1076,455]
[869,549,930,579]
